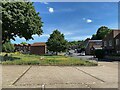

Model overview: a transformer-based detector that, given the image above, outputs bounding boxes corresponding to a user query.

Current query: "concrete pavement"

[1,61,118,89]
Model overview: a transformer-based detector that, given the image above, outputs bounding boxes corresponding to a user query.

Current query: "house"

[85,40,102,55]
[114,33,120,54]
[102,30,120,54]
[30,42,47,55]
[14,42,47,55]
[14,44,31,53]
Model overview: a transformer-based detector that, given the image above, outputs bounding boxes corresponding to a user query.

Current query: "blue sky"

[11,2,118,44]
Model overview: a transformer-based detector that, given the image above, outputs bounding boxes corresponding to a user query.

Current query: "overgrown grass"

[1,53,97,66]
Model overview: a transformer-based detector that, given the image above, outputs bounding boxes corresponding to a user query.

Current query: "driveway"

[2,61,118,89]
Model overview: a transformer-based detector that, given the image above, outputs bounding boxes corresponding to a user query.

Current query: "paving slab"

[15,66,102,88]
[2,65,30,88]
[76,62,118,88]
[0,65,2,89]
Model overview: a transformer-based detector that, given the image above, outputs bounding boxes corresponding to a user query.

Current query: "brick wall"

[30,46,46,55]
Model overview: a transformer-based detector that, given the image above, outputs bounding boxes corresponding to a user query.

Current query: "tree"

[2,1,43,44]
[68,40,84,49]
[2,41,15,52]
[21,42,27,45]
[46,30,68,54]
[91,34,97,40]
[91,26,111,40]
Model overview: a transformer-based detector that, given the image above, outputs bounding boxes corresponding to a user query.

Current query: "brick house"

[30,42,47,55]
[85,40,102,55]
[14,42,47,55]
[14,44,31,53]
[102,30,120,54]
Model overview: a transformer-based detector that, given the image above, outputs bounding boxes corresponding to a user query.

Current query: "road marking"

[12,65,32,85]
[75,67,105,83]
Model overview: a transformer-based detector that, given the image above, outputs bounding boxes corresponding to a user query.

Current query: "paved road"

[2,61,118,89]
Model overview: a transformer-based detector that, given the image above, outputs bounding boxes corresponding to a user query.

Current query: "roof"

[112,30,120,38]
[31,42,46,46]
[115,33,120,39]
[104,30,120,39]
[85,40,102,48]
[88,40,102,43]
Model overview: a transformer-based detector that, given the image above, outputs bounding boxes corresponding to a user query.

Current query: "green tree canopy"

[68,40,84,49]
[46,30,68,53]
[68,40,83,46]
[91,26,111,40]
[21,42,27,45]
[2,2,43,44]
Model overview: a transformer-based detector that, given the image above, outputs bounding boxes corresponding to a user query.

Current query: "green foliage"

[95,49,105,59]
[111,53,120,57]
[68,40,84,47]
[68,40,84,48]
[46,30,68,53]
[2,2,43,43]
[21,42,27,45]
[91,26,111,40]
[2,42,15,52]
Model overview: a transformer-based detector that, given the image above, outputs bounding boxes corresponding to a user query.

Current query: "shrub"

[2,42,15,52]
[111,53,120,56]
[95,49,105,59]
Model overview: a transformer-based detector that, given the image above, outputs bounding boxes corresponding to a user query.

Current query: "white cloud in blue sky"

[40,34,50,37]
[64,32,73,36]
[40,2,49,4]
[86,19,92,23]
[83,18,93,23]
[48,7,54,13]
[43,2,49,4]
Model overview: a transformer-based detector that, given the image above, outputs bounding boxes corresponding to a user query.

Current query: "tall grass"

[2,53,97,66]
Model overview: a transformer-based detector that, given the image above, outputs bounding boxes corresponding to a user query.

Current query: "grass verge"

[1,53,98,66]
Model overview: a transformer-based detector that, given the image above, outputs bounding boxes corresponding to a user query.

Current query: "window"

[104,41,107,46]
[96,42,102,45]
[109,40,112,46]
[117,51,120,54]
[116,39,119,46]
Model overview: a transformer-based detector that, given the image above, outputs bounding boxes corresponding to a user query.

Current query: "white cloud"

[32,34,49,38]
[40,34,50,37]
[40,2,49,4]
[64,32,73,35]
[43,2,49,4]
[16,36,26,40]
[48,7,54,13]
[83,18,93,23]
[32,34,39,37]
[86,19,92,23]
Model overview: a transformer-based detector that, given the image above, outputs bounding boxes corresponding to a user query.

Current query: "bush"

[2,42,15,52]
[111,53,120,56]
[95,49,105,59]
